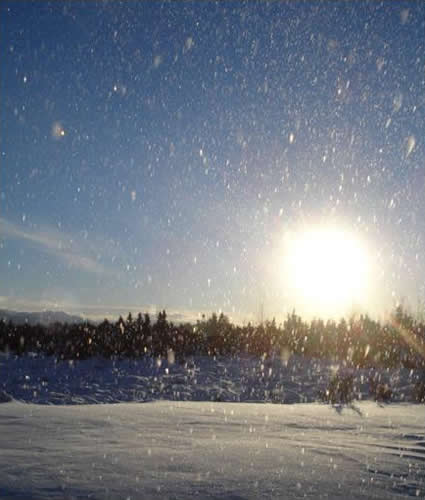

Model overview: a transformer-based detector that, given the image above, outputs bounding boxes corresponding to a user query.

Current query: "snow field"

[0,353,421,405]
[0,401,424,499]
[0,353,424,499]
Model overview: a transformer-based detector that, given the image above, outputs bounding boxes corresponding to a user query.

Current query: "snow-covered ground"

[0,353,422,405]
[0,353,424,499]
[1,401,424,499]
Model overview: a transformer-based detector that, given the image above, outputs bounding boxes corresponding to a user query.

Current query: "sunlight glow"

[282,226,371,317]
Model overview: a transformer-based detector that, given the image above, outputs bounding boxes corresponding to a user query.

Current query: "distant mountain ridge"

[0,309,85,325]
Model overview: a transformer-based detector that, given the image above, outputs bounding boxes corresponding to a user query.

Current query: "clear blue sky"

[1,1,424,322]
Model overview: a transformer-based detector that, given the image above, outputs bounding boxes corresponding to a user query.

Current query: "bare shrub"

[369,376,392,402]
[413,378,425,403]
[319,373,355,404]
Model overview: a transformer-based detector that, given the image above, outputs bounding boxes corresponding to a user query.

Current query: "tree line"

[0,306,424,369]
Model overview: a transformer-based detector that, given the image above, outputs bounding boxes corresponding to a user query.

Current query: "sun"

[281,226,370,317]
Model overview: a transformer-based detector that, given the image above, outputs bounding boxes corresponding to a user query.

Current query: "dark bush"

[413,378,425,403]
[369,376,392,402]
[319,373,355,404]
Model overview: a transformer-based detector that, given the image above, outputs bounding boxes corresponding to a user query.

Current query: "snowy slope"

[0,400,424,499]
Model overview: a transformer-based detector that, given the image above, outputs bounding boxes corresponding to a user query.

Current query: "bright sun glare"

[282,227,370,317]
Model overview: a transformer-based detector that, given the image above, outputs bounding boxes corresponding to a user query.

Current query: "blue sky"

[1,1,424,322]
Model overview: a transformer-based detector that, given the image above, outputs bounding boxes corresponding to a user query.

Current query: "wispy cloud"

[1,217,107,275]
